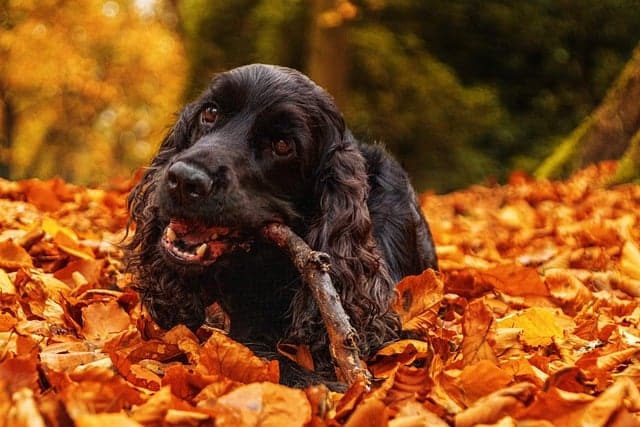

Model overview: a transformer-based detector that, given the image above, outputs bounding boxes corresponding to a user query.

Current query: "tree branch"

[261,223,371,387]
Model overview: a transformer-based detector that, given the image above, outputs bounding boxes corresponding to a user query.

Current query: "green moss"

[609,130,640,185]
[534,118,591,179]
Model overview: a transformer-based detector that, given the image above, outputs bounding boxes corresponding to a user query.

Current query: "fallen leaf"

[497,307,570,347]
[75,412,143,427]
[81,300,131,341]
[393,268,443,333]
[620,240,640,280]
[344,398,387,427]
[7,388,47,427]
[457,360,513,405]
[480,264,549,297]
[197,331,279,384]
[577,377,640,426]
[206,382,312,427]
[461,299,498,365]
[0,240,33,270]
[455,381,536,427]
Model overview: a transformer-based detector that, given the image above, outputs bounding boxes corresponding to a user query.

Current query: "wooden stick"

[261,223,371,387]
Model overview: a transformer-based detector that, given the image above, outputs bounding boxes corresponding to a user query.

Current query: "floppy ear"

[301,102,401,357]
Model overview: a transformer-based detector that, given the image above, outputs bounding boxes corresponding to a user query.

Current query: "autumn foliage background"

[2,1,640,426]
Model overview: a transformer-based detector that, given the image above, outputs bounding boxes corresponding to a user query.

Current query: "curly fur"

[126,64,437,387]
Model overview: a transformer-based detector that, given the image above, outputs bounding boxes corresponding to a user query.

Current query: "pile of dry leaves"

[2,162,640,426]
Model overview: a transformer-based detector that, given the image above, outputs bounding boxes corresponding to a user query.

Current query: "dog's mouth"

[161,218,252,265]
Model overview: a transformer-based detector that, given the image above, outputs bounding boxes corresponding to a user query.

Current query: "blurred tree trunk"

[535,42,640,183]
[306,0,350,109]
[0,91,13,178]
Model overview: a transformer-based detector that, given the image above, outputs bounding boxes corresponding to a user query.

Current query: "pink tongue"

[168,219,232,244]
[168,219,192,235]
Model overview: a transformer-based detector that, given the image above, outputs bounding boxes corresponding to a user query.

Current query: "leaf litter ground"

[2,162,640,426]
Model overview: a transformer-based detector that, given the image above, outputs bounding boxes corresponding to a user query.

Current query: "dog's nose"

[166,161,213,204]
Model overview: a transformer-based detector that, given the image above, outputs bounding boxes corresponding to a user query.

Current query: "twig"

[261,223,371,387]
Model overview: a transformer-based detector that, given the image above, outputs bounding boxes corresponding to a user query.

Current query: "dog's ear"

[303,99,400,356]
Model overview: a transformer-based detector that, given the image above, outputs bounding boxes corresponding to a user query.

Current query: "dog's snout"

[166,161,213,204]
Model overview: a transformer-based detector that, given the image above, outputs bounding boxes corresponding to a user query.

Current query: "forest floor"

[1,162,640,426]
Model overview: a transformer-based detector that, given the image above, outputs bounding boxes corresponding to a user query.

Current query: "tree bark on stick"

[261,223,371,387]
[535,42,640,182]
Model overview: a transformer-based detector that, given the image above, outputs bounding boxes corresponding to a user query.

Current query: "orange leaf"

[369,340,431,379]
[41,217,94,260]
[461,299,497,365]
[20,179,63,212]
[54,259,104,288]
[344,398,387,427]
[197,331,279,384]
[455,381,536,427]
[75,413,143,427]
[0,240,33,270]
[515,386,593,425]
[0,354,39,393]
[497,307,570,347]
[277,343,315,372]
[81,300,131,341]
[163,364,233,401]
[457,360,512,405]
[575,377,640,426]
[203,382,312,427]
[128,364,162,391]
[53,231,95,261]
[480,263,549,297]
[393,268,444,333]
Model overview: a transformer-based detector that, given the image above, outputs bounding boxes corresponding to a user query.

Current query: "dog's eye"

[200,105,218,125]
[272,139,294,156]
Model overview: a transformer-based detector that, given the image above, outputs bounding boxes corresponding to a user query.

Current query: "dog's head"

[129,64,358,270]
[128,64,399,349]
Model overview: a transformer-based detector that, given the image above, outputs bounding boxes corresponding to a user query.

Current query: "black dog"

[126,64,437,387]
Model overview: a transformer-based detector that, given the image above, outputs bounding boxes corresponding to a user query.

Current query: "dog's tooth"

[210,232,218,240]
[196,243,208,258]
[166,227,177,242]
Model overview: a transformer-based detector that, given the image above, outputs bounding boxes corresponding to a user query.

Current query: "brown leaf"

[393,268,443,333]
[480,263,549,297]
[163,364,233,401]
[277,343,315,371]
[201,382,312,427]
[389,400,449,427]
[54,259,104,289]
[56,366,146,417]
[130,386,192,425]
[455,381,536,427]
[344,398,387,427]
[0,354,40,394]
[515,386,594,425]
[20,179,63,212]
[461,299,497,365]
[197,331,279,383]
[369,340,431,379]
[457,360,513,405]
[81,300,131,341]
